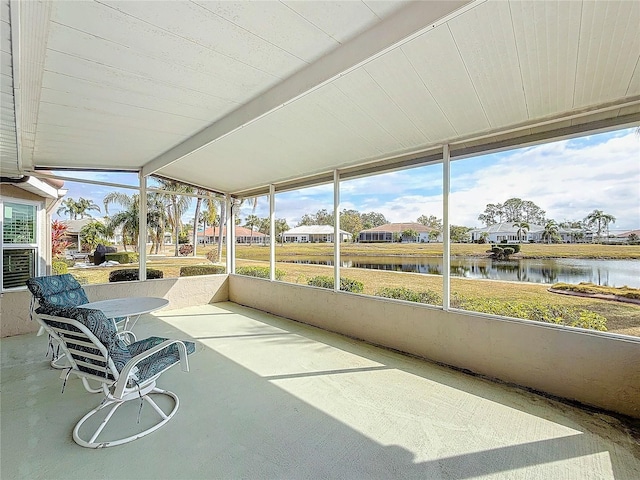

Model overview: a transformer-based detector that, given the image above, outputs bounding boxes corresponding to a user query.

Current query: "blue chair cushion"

[27,274,89,307]
[36,304,132,377]
[129,337,196,382]
[36,304,195,384]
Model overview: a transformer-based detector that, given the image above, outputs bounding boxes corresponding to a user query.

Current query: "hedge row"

[235,266,286,280]
[374,286,441,305]
[108,268,163,282]
[306,275,364,293]
[179,265,226,276]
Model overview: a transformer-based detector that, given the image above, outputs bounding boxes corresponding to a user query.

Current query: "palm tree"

[199,206,217,246]
[244,214,260,244]
[513,221,530,243]
[57,198,79,220]
[154,179,193,256]
[542,220,559,244]
[147,193,169,254]
[584,209,616,242]
[75,197,101,218]
[192,191,218,255]
[104,192,139,251]
[79,220,109,252]
[216,198,226,263]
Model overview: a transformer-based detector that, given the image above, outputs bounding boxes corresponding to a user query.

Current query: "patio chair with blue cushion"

[27,274,91,369]
[26,274,128,374]
[35,304,196,448]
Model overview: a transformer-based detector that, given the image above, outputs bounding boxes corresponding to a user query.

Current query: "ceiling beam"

[141,0,479,178]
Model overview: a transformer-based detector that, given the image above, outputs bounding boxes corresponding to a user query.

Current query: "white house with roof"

[359,223,441,243]
[282,225,351,243]
[198,226,268,245]
[470,223,592,243]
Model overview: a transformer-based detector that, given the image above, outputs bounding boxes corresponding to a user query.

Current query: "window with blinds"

[2,249,36,289]
[3,203,36,244]
[2,201,39,290]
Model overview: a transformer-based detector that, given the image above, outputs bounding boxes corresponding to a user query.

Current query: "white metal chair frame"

[38,312,190,448]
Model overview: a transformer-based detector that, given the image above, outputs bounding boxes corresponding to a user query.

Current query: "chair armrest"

[114,339,190,398]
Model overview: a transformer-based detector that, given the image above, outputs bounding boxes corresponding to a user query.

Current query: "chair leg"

[72,389,180,448]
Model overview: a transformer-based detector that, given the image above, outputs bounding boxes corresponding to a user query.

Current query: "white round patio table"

[78,297,169,340]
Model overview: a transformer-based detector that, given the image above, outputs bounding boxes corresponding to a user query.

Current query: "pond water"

[283,256,640,288]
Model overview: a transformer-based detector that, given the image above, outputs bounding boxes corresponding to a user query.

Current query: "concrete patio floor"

[2,301,639,479]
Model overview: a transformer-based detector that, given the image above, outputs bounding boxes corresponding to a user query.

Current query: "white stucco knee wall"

[1,275,229,338]
[229,274,640,419]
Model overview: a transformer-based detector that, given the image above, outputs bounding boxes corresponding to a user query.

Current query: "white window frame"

[1,197,42,291]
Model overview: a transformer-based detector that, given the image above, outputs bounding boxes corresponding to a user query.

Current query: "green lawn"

[68,246,640,337]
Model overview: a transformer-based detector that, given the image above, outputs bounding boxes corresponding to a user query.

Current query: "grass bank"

[235,243,640,260]
[67,247,640,337]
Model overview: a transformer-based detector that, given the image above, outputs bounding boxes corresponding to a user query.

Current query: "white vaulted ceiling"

[2,0,639,195]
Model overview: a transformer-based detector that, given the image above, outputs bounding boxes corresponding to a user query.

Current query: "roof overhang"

[3,0,639,196]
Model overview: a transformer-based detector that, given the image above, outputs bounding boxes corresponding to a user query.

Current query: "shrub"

[179,244,194,256]
[502,247,515,256]
[206,249,219,263]
[109,268,163,283]
[180,265,226,276]
[453,297,607,331]
[235,266,285,280]
[375,286,441,305]
[52,260,68,275]
[307,275,364,293]
[105,252,139,264]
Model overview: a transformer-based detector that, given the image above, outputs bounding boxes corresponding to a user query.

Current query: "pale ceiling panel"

[510,0,581,119]
[1,50,11,72]
[627,60,640,96]
[282,1,380,44]
[45,22,265,104]
[310,83,398,155]
[36,102,193,138]
[56,0,300,80]
[38,88,207,132]
[333,67,428,149]
[448,0,527,128]
[193,1,338,63]
[401,25,490,136]
[41,74,217,123]
[573,0,640,107]
[41,55,238,114]
[363,49,457,143]
[363,0,410,18]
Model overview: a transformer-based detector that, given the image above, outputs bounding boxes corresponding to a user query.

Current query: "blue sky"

[55,127,640,232]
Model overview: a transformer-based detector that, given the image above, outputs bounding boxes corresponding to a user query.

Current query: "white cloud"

[450,131,640,229]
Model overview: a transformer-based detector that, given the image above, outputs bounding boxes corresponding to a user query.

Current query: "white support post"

[443,144,451,310]
[138,172,147,281]
[225,195,232,274]
[269,184,276,281]
[334,170,340,292]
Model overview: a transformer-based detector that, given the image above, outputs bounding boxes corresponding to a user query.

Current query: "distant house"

[470,222,591,244]
[358,222,441,243]
[198,226,268,245]
[281,225,352,243]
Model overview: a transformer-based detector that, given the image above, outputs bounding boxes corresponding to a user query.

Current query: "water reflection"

[283,256,640,287]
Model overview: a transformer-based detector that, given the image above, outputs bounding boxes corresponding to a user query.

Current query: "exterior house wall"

[229,274,640,419]
[0,275,229,338]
